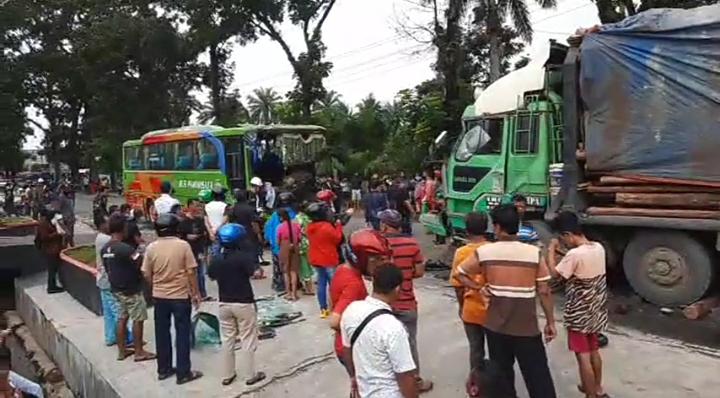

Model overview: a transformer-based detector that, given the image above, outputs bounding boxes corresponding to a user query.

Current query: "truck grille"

[452,166,490,192]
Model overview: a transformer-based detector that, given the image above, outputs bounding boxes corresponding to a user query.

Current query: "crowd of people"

[26,170,609,398]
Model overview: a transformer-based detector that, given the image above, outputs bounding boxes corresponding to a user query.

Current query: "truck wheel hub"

[643,248,684,287]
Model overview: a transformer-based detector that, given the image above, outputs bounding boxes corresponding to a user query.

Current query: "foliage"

[242,0,338,119]
[591,0,718,23]
[247,87,282,124]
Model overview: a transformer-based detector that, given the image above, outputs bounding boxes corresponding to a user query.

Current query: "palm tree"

[475,0,557,83]
[314,90,343,111]
[247,87,281,125]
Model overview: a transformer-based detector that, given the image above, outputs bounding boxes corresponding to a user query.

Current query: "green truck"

[421,6,720,306]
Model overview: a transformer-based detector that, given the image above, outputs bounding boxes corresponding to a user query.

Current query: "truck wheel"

[623,231,715,306]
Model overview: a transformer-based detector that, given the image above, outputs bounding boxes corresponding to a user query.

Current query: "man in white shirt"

[341,265,418,398]
[205,183,228,260]
[154,181,180,219]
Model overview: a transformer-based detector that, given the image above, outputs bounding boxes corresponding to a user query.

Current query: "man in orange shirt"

[450,212,490,370]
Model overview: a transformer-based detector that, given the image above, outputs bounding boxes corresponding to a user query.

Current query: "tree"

[243,0,338,120]
[247,87,282,124]
[197,89,250,126]
[591,0,718,23]
[474,0,556,83]
[164,0,257,122]
[0,0,31,174]
[464,23,525,88]
[314,90,343,111]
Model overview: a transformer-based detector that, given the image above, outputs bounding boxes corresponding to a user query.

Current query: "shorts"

[114,292,148,322]
[567,329,600,353]
[351,189,362,201]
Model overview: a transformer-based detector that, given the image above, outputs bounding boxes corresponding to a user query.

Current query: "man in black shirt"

[102,214,155,362]
[208,223,266,387]
[227,189,265,265]
[180,199,212,301]
[388,178,415,235]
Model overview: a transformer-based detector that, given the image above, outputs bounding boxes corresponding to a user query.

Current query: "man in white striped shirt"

[457,204,557,398]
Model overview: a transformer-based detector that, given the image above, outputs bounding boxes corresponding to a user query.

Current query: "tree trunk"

[209,42,222,123]
[441,0,464,138]
[486,4,502,84]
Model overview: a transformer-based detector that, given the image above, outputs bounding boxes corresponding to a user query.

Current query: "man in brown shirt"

[457,204,557,398]
[142,214,203,385]
[35,208,65,294]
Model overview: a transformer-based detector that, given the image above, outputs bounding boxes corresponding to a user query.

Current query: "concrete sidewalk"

[15,261,720,398]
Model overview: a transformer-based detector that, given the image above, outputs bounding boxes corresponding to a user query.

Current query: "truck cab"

[423,41,567,239]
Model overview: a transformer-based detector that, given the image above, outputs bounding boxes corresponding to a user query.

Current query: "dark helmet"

[277,192,295,207]
[217,223,247,247]
[233,188,247,202]
[155,213,179,236]
[306,201,330,222]
[378,209,402,229]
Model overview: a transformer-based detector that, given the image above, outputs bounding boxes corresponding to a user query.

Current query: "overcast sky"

[24,0,600,149]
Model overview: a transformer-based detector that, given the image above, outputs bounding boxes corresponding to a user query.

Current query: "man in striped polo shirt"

[378,209,433,393]
[457,204,557,398]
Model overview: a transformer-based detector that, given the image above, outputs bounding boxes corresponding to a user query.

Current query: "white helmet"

[250,177,263,187]
[37,178,44,183]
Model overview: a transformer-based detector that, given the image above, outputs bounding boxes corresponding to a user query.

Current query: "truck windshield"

[455,118,503,161]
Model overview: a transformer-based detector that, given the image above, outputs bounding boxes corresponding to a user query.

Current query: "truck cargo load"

[580,4,720,183]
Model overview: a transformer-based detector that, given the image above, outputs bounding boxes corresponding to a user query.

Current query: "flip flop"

[158,368,176,381]
[577,384,611,398]
[116,350,135,361]
[417,378,434,393]
[134,352,157,362]
[221,374,236,386]
[177,370,203,385]
[246,371,266,386]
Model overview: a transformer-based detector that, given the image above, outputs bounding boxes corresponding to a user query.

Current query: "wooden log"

[587,185,720,194]
[598,176,656,186]
[682,296,720,320]
[586,206,720,219]
[616,193,720,209]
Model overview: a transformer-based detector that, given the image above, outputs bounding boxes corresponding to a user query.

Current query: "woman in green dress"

[295,207,315,295]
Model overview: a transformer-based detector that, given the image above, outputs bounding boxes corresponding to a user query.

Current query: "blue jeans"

[313,266,336,311]
[154,298,192,379]
[195,255,207,298]
[210,242,222,262]
[100,289,132,346]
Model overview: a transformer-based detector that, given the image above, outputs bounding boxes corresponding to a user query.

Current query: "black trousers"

[485,328,556,398]
[463,322,486,370]
[154,298,192,379]
[45,253,61,290]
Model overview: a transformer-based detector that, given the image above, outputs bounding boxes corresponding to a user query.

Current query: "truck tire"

[623,231,715,306]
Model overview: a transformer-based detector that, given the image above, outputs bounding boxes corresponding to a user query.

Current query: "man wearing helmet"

[208,223,266,387]
[378,209,433,393]
[142,214,203,384]
[329,230,392,381]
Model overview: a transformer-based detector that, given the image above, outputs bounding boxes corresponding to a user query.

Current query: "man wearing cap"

[378,209,433,393]
[153,181,180,219]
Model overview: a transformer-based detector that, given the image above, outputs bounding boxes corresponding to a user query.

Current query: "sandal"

[158,368,176,381]
[246,371,266,386]
[221,374,236,386]
[134,352,157,362]
[577,384,611,398]
[177,370,203,385]
[116,349,135,361]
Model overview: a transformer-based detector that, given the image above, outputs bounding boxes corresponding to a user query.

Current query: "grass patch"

[65,245,96,265]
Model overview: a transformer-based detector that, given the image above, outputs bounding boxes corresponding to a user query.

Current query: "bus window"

[146,142,176,170]
[197,140,219,169]
[175,141,197,170]
[124,146,144,170]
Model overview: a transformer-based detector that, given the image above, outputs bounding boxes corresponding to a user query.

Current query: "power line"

[331,54,433,87]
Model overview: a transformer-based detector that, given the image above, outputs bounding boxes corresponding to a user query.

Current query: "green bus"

[122,124,326,215]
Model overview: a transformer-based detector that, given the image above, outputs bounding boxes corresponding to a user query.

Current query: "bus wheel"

[623,231,715,306]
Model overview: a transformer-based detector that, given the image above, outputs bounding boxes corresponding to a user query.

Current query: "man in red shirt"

[378,209,432,393]
[329,230,393,388]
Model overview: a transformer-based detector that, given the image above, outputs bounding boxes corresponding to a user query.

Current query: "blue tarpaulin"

[580,4,720,183]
